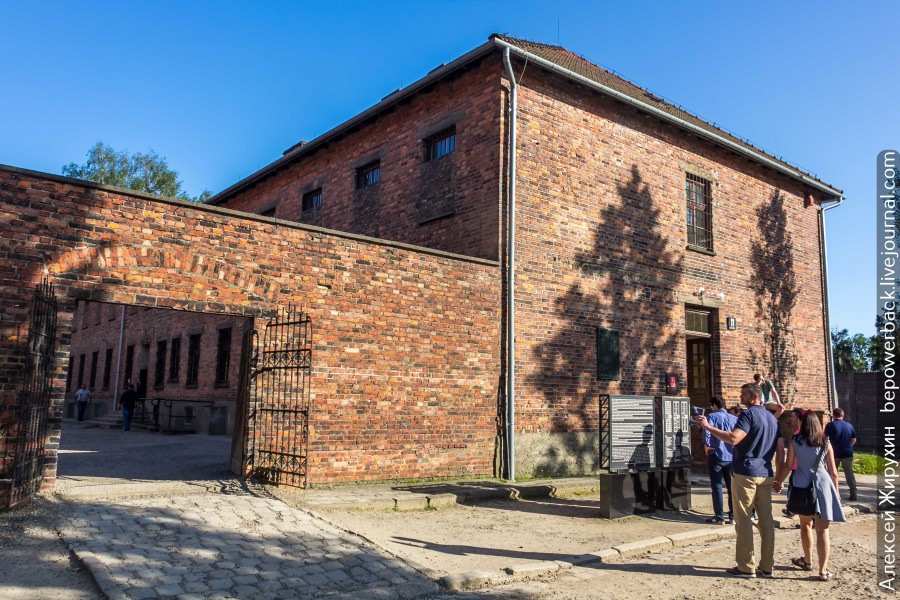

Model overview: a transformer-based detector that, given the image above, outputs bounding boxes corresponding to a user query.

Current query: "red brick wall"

[66,302,249,433]
[507,65,831,475]
[0,166,501,507]
[219,57,504,262]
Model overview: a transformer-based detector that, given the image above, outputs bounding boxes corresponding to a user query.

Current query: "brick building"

[0,34,842,507]
[210,35,842,476]
[65,301,249,435]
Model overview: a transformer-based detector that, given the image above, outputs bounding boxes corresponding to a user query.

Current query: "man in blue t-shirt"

[703,397,738,524]
[825,408,858,501]
[696,383,785,579]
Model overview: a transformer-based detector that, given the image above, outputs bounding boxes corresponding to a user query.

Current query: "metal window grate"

[301,188,323,212]
[186,334,200,385]
[168,337,181,382]
[355,161,381,189]
[154,341,166,388]
[425,126,456,161]
[685,173,713,250]
[215,328,232,385]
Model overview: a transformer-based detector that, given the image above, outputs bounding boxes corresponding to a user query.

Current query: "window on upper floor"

[260,206,277,218]
[356,161,381,189]
[685,173,713,251]
[425,126,456,161]
[302,188,323,212]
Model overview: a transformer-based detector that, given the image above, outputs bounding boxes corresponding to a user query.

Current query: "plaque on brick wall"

[596,327,620,381]
[601,394,656,472]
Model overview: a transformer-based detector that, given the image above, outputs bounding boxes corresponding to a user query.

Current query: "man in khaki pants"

[696,383,784,578]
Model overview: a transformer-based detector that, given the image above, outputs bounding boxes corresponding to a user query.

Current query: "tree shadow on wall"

[748,190,799,403]
[526,166,684,477]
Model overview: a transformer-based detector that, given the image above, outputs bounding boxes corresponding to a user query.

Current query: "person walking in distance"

[118,383,139,432]
[824,408,858,501]
[75,384,92,422]
[704,397,738,525]
[695,383,785,578]
[775,409,845,581]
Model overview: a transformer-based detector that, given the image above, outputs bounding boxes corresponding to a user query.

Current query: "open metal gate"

[9,279,58,507]
[244,307,312,488]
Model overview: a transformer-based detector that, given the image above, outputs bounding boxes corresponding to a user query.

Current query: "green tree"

[831,328,871,373]
[63,142,211,201]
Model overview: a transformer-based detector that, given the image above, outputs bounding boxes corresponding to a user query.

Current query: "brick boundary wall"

[0,165,501,508]
[835,372,879,450]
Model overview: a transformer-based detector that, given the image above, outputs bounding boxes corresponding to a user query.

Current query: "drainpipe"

[820,195,844,411]
[113,305,126,409]
[503,47,518,481]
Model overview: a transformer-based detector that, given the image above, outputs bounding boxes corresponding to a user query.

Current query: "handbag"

[786,440,829,516]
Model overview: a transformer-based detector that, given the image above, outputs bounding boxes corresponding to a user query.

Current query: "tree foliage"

[832,328,873,373]
[63,142,210,201]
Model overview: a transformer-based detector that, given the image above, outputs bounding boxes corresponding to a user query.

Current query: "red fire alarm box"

[666,373,680,395]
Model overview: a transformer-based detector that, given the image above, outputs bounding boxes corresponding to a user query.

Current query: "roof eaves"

[208,39,498,205]
[492,36,842,199]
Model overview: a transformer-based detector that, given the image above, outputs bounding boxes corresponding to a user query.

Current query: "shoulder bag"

[786,440,829,516]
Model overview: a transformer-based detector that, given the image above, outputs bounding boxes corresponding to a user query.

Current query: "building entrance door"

[685,307,716,465]
[687,338,712,406]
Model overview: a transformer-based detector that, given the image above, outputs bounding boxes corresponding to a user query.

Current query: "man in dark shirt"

[703,397,738,524]
[118,383,139,432]
[696,383,785,579]
[825,408,857,501]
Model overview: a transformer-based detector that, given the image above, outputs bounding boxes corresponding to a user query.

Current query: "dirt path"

[457,513,879,599]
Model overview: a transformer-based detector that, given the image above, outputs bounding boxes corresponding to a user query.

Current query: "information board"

[605,394,656,472]
[659,396,691,468]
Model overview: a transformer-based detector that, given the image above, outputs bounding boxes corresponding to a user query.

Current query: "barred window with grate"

[425,126,456,161]
[215,328,232,386]
[102,347,113,389]
[186,334,201,386]
[685,174,713,250]
[355,161,380,189]
[169,337,181,382]
[124,344,135,385]
[89,351,98,389]
[154,340,166,389]
[302,188,323,212]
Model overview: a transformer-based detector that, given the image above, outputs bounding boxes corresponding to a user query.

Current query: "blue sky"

[0,1,891,336]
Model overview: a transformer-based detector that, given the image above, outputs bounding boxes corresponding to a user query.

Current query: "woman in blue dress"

[774,409,844,581]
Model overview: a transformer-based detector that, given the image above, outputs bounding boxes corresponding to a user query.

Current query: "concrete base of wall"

[515,432,600,478]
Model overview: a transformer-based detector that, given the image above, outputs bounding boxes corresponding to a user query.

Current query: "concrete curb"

[435,501,879,591]
[306,479,600,512]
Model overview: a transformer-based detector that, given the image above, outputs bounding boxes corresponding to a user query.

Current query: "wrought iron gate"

[244,307,312,488]
[9,279,58,507]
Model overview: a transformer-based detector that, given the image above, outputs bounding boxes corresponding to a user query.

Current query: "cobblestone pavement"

[61,484,440,600]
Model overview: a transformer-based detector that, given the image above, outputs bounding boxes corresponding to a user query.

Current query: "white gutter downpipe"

[113,305,126,408]
[820,196,844,411]
[503,47,517,481]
